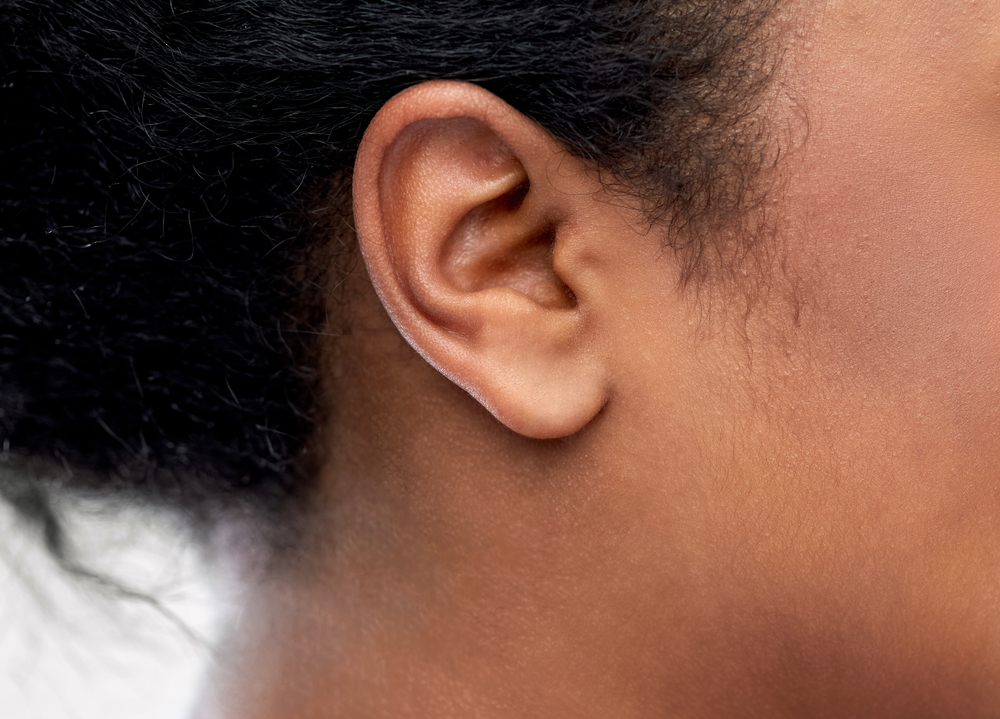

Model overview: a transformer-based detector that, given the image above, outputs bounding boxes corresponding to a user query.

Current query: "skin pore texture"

[202,1,1000,717]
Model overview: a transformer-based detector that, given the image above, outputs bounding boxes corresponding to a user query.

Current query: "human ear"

[352,80,610,439]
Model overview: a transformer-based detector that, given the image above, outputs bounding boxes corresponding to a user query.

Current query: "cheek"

[796,166,1000,387]
[778,55,1000,459]
[751,138,1000,714]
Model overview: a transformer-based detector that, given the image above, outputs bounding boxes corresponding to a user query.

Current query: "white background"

[0,492,223,719]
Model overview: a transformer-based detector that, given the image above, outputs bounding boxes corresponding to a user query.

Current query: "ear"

[352,80,610,439]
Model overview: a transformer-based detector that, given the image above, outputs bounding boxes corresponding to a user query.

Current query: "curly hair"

[0,0,779,546]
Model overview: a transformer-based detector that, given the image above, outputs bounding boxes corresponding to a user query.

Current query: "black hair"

[0,0,778,544]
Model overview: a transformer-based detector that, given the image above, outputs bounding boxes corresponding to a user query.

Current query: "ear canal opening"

[443,178,577,311]
[497,178,530,212]
[525,224,576,310]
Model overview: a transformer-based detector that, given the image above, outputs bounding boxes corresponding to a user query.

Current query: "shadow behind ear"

[352,80,608,439]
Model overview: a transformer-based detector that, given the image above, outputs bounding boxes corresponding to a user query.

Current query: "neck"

[196,285,861,719]
[198,299,719,718]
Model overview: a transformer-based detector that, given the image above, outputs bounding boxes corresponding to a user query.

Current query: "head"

[0,0,776,518]
[5,0,1000,716]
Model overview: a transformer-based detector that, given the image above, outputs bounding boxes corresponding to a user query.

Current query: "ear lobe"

[353,81,609,439]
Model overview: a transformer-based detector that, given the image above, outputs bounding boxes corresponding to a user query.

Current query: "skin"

[201,1,1000,716]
